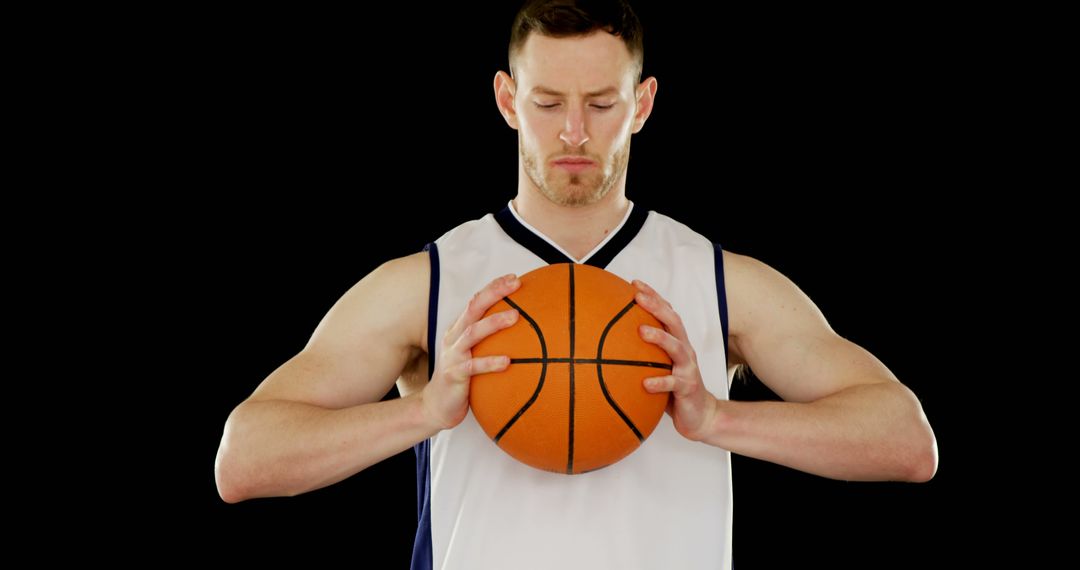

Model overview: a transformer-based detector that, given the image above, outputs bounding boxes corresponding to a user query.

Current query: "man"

[215,1,937,568]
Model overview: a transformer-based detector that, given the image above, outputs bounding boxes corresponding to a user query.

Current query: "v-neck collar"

[493,201,649,269]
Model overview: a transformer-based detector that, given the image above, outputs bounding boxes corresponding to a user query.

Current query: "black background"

[172,3,993,567]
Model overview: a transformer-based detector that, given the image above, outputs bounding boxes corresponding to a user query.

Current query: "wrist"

[698,398,736,446]
[413,389,448,436]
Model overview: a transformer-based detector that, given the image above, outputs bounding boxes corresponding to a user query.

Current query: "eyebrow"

[529,86,619,97]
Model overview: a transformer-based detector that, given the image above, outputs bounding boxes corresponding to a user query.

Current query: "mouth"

[551,157,596,174]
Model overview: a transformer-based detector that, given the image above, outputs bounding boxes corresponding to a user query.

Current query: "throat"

[508,198,633,264]
[562,232,611,262]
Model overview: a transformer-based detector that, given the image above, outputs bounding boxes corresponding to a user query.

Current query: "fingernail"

[636,292,648,304]
[501,356,511,366]
[640,325,654,337]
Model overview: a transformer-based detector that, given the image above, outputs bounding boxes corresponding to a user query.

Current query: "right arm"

[214,253,520,503]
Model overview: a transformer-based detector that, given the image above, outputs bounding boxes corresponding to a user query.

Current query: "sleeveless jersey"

[412,203,733,570]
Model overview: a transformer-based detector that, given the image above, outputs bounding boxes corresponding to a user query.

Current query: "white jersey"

[412,202,733,570]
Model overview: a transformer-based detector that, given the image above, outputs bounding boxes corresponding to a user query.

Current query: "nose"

[559,104,590,148]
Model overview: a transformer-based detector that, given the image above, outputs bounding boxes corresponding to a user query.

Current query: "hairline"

[508,30,644,83]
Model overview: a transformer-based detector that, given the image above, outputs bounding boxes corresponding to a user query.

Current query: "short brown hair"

[509,0,644,80]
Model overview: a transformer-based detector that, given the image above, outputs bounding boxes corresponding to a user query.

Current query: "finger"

[632,279,672,309]
[633,285,689,342]
[632,278,658,296]
[446,274,520,342]
[640,323,692,358]
[470,355,512,376]
[643,374,676,393]
[447,355,511,383]
[643,374,698,399]
[453,309,519,352]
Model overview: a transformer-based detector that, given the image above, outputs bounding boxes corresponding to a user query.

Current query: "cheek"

[595,110,635,147]
[519,109,559,140]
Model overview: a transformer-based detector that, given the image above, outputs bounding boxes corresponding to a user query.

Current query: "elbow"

[906,432,939,483]
[215,469,247,505]
[893,385,939,483]
[900,418,939,483]
[214,404,306,503]
[215,443,251,504]
[217,481,245,505]
[215,412,258,504]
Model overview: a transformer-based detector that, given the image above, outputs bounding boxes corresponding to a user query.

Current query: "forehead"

[515,31,635,91]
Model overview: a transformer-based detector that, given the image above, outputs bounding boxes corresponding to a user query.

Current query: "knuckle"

[441,332,456,351]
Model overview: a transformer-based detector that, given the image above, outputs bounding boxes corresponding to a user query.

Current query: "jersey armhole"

[423,242,440,379]
[714,244,730,352]
[412,243,438,570]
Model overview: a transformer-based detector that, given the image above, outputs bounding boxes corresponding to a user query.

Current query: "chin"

[546,186,607,207]
[541,175,608,206]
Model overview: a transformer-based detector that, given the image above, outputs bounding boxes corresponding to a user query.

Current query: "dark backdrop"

[174,3,987,567]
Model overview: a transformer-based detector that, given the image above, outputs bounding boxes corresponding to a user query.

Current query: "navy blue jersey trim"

[714,244,730,353]
[494,207,573,264]
[586,205,648,269]
[424,243,440,379]
[493,204,649,269]
[410,440,433,570]
[411,243,439,570]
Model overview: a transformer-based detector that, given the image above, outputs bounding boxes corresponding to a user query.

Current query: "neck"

[512,179,631,262]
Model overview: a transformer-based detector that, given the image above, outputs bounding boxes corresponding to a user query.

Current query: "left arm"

[634,251,938,482]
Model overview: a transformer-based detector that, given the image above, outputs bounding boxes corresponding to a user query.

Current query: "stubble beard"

[521,136,631,208]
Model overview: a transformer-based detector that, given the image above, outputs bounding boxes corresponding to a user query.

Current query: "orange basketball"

[470,263,672,474]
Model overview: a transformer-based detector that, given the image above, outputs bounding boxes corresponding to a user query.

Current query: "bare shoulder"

[307,251,431,355]
[721,250,901,402]
[721,250,831,364]
[248,251,431,407]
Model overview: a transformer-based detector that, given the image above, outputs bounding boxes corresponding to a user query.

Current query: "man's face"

[511,32,641,207]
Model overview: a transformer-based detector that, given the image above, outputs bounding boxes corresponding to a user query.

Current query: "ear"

[631,76,658,134]
[494,71,519,130]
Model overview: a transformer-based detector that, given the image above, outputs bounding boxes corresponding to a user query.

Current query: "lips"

[552,157,596,173]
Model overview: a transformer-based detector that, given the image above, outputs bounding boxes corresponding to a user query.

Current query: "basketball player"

[215,1,937,568]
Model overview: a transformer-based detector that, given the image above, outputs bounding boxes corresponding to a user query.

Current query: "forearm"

[215,393,437,502]
[705,382,937,482]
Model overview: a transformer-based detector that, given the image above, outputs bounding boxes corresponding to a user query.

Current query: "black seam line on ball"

[494,296,547,443]
[596,300,645,442]
[509,358,672,370]
[567,263,576,474]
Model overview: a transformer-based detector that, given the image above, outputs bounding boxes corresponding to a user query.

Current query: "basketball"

[470,263,672,474]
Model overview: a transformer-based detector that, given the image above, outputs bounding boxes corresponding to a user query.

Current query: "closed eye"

[534,102,560,110]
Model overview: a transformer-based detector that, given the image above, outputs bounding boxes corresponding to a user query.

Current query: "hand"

[633,280,719,442]
[421,274,521,430]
